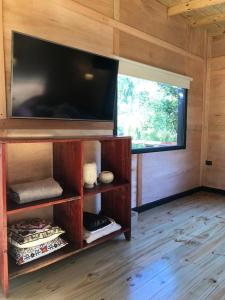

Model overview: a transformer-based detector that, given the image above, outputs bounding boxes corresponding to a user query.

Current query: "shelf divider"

[7,193,80,215]
[83,182,129,197]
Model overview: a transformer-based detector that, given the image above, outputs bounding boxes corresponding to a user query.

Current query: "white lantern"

[83,162,97,189]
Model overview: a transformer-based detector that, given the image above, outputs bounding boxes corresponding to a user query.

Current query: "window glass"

[116,74,187,153]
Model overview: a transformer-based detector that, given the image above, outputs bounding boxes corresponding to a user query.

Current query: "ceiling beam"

[191,12,225,27]
[168,0,225,16]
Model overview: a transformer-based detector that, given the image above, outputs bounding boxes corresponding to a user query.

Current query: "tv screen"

[10,32,119,121]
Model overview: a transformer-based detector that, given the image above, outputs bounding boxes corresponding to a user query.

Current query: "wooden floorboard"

[3,192,225,300]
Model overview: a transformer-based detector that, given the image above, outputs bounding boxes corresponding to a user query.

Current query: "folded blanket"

[84,219,121,244]
[8,178,63,204]
[8,218,65,248]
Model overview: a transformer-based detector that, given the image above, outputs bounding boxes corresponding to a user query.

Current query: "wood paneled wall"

[0,0,207,206]
[203,35,225,190]
[118,0,206,204]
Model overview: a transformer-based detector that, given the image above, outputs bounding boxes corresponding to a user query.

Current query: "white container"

[98,171,114,184]
[83,162,97,189]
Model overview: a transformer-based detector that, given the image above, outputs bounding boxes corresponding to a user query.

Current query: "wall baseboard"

[201,186,225,195]
[133,187,202,213]
[133,186,225,213]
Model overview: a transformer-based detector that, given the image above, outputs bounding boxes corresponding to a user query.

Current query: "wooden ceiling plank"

[168,0,225,16]
[191,11,225,27]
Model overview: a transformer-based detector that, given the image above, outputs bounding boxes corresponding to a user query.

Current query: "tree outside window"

[116,74,187,153]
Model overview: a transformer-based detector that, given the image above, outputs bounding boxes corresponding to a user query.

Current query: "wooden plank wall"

[0,0,206,206]
[203,35,225,189]
[118,0,206,204]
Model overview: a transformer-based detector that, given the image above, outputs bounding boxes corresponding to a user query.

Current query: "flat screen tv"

[9,32,119,121]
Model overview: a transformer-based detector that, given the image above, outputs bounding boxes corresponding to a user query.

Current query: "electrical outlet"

[205,160,212,166]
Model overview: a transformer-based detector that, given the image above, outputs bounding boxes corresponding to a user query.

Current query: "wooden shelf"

[83,227,130,249]
[7,193,80,215]
[84,182,129,196]
[9,243,80,279]
[0,135,131,297]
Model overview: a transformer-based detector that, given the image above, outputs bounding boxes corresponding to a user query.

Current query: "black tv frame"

[8,31,119,122]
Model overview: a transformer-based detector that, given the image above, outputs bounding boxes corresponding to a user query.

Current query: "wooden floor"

[3,192,225,300]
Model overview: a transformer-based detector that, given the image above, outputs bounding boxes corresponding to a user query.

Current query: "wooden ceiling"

[158,0,225,36]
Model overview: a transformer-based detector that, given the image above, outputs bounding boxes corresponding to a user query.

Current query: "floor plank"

[3,192,225,300]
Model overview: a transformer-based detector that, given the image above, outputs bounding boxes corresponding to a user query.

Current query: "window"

[115,60,190,154]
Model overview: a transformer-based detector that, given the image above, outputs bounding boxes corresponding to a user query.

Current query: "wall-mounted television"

[9,32,119,121]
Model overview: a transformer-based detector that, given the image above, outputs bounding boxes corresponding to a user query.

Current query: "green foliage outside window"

[117,74,185,150]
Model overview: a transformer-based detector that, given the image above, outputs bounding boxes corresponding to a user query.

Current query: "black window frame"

[114,81,188,155]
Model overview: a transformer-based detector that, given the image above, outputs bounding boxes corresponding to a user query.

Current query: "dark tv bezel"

[8,31,119,122]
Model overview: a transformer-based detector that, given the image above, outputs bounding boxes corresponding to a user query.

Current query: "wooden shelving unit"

[0,136,131,297]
